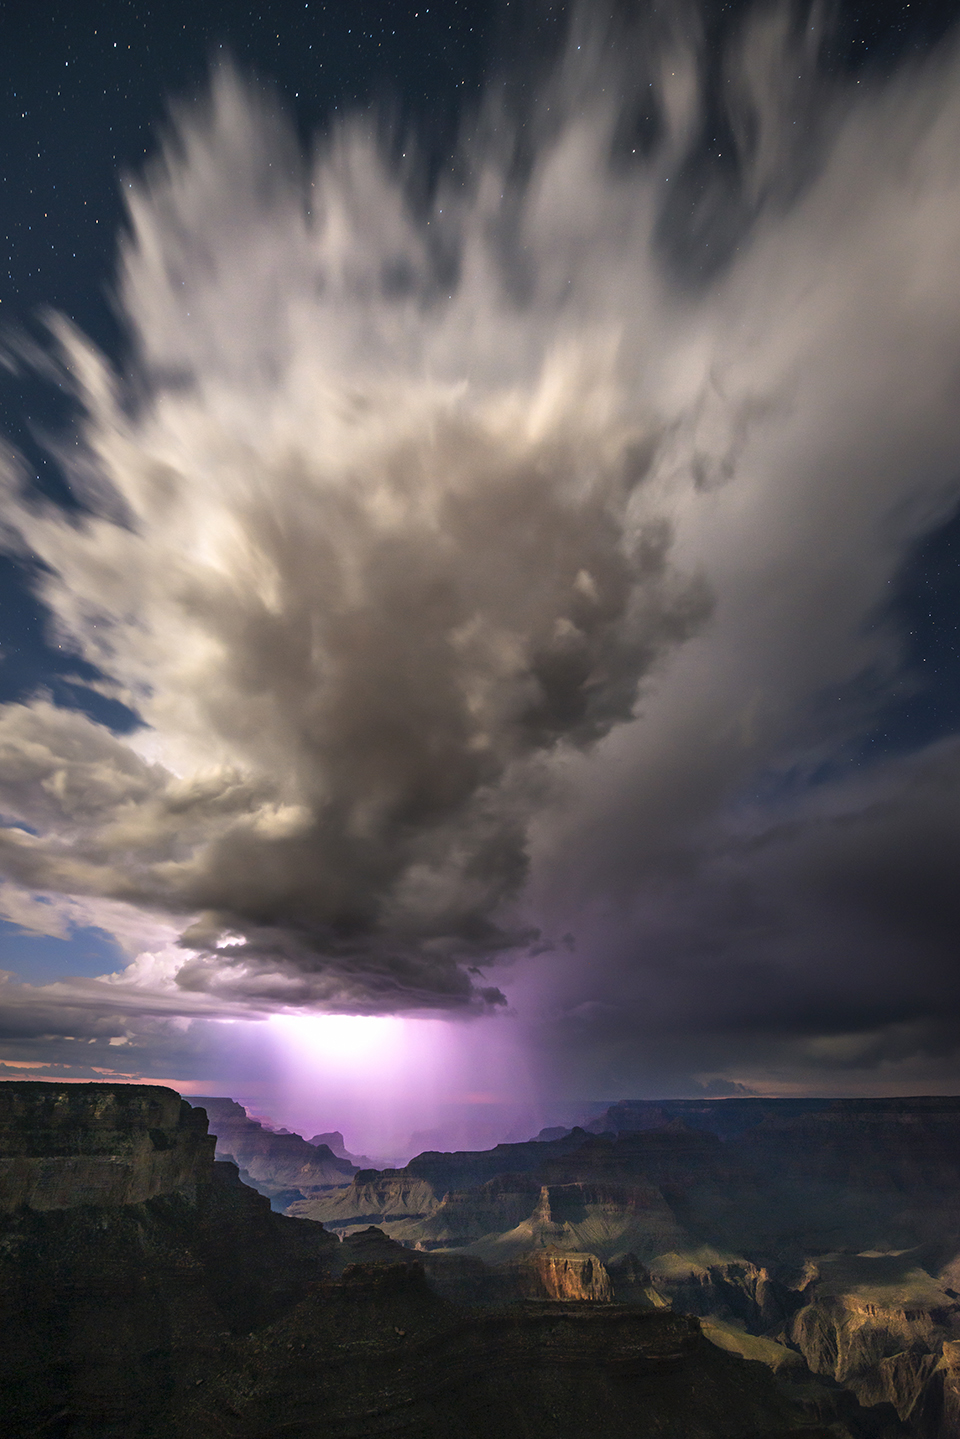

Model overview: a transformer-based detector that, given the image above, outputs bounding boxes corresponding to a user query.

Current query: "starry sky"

[3,0,960,1151]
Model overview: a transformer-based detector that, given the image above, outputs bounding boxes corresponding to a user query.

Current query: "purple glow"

[215,1011,544,1160]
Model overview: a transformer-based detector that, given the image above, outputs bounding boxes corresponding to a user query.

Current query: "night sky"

[2,0,960,1155]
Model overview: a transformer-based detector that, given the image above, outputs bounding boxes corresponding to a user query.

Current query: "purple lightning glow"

[188,1010,544,1160]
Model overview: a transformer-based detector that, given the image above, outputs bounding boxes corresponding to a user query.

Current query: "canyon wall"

[0,1081,215,1212]
[291,1096,960,1436]
[192,1095,357,1204]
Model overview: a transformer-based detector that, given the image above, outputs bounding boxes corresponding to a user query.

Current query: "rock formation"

[192,1095,357,1205]
[288,1168,442,1234]
[518,1246,614,1302]
[308,1129,375,1168]
[788,1251,960,1427]
[290,1096,960,1435]
[0,1079,904,1438]
[0,1080,215,1212]
[0,1082,342,1437]
[931,1340,960,1438]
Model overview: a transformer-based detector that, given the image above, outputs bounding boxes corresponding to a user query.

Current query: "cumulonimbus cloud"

[4,3,960,1069]
[0,49,713,1013]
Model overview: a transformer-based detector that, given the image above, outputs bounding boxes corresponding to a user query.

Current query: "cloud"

[0,58,710,1016]
[4,3,960,1098]
[520,721,960,1099]
[509,7,960,1094]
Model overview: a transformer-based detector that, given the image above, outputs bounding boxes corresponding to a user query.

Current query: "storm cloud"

[0,52,710,1013]
[4,2,960,1096]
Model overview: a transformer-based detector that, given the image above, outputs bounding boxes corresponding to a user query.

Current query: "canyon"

[4,1083,960,1436]
[275,1096,960,1436]
[192,1096,358,1207]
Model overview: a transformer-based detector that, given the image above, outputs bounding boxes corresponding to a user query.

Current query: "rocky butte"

[0,1081,214,1211]
[0,1080,913,1438]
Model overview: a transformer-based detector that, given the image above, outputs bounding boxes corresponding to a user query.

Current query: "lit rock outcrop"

[518,1246,614,1302]
[788,1251,960,1426]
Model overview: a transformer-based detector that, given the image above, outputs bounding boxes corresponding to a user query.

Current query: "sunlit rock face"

[788,1253,960,1426]
[518,1246,613,1302]
[0,1081,215,1212]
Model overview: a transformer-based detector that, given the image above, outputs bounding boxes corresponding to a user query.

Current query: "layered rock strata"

[291,1096,960,1435]
[518,1247,614,1302]
[788,1252,960,1429]
[0,1081,215,1212]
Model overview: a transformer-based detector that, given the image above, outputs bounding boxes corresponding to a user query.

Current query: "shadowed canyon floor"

[3,1084,959,1437]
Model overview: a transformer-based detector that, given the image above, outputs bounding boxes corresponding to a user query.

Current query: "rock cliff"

[193,1096,357,1204]
[788,1251,960,1427]
[518,1246,614,1302]
[0,1080,215,1212]
[288,1169,441,1233]
[930,1340,960,1438]
[0,1083,343,1436]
